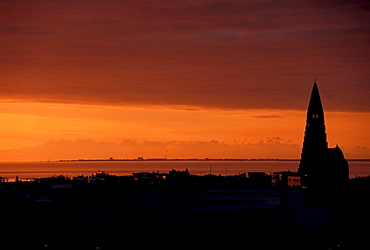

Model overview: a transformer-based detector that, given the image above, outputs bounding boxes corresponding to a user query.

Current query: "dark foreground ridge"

[1,170,370,250]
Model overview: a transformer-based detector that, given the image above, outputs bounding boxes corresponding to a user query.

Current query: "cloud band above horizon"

[1,0,369,111]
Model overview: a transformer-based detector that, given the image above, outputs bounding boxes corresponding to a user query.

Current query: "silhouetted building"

[248,172,272,188]
[298,81,349,189]
[272,171,301,188]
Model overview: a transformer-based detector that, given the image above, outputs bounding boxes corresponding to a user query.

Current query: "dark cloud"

[0,0,369,111]
[253,115,281,119]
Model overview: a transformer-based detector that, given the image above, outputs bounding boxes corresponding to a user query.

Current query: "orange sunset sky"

[0,0,369,161]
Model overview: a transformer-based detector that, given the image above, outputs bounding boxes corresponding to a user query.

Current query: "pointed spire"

[307,80,323,115]
[301,81,328,161]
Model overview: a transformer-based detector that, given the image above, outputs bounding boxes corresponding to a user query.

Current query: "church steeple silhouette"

[298,81,349,189]
[301,81,328,162]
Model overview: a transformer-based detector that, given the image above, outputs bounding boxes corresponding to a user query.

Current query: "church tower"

[301,81,328,162]
[298,81,349,189]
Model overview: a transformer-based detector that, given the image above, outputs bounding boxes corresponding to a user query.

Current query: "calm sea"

[0,160,369,181]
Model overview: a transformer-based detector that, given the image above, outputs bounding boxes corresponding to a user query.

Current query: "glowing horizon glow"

[0,100,368,161]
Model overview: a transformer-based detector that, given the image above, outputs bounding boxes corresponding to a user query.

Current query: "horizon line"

[1,158,369,163]
[59,157,370,162]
